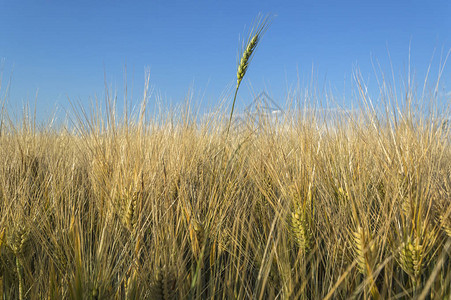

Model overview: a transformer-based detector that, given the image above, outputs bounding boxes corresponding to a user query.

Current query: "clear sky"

[0,0,450,123]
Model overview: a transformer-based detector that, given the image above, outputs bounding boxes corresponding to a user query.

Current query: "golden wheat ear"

[227,13,272,135]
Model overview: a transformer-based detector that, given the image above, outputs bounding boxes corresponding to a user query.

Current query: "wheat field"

[0,79,449,299]
[0,16,450,300]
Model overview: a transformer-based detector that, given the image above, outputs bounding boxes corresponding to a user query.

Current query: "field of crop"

[0,17,450,300]
[0,80,449,299]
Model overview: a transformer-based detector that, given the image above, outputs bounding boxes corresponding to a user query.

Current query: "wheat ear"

[353,226,373,275]
[352,226,380,298]
[150,266,176,300]
[0,227,5,254]
[291,208,312,252]
[236,34,258,88]
[397,232,436,291]
[124,191,138,232]
[8,226,29,300]
[226,14,272,135]
[115,187,138,233]
[125,269,138,300]
[439,214,451,237]
[398,237,423,279]
[190,219,205,259]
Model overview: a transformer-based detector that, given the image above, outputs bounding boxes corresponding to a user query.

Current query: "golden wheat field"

[0,17,450,300]
[0,80,449,299]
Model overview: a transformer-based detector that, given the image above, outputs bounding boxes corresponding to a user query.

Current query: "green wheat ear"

[236,34,258,88]
[227,13,272,135]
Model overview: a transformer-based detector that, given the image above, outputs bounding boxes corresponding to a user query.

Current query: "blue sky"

[0,0,450,123]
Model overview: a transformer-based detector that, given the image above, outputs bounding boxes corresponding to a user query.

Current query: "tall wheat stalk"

[226,14,272,136]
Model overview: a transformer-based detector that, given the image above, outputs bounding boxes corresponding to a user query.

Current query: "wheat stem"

[16,256,23,300]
